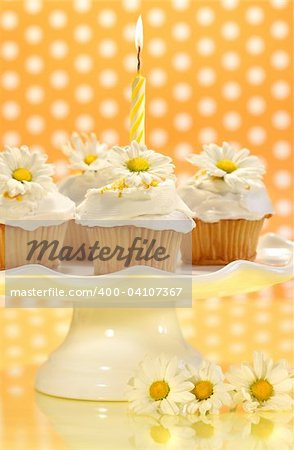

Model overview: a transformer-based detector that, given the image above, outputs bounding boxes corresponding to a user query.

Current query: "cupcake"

[58,132,112,249]
[76,141,195,275]
[178,142,273,265]
[0,145,75,270]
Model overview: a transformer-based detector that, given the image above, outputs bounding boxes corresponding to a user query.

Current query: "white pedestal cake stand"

[1,233,293,401]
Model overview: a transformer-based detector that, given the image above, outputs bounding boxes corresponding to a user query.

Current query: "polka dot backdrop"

[0,0,293,369]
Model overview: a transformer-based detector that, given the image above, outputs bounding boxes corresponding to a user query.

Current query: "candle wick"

[137,46,141,73]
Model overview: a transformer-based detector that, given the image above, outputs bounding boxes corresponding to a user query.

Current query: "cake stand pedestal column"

[35,307,201,401]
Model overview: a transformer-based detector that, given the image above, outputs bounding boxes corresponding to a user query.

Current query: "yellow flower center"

[12,168,32,182]
[250,379,273,402]
[127,157,150,172]
[191,380,213,400]
[84,154,97,165]
[4,192,23,202]
[193,421,214,439]
[150,426,171,444]
[149,380,170,401]
[216,159,237,173]
[251,417,274,439]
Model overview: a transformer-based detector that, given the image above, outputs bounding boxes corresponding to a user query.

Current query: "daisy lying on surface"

[126,352,293,416]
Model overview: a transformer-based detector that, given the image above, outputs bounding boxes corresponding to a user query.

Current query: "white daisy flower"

[0,145,55,200]
[227,351,293,413]
[184,360,233,416]
[62,132,109,172]
[106,140,175,187]
[127,354,194,415]
[187,142,265,192]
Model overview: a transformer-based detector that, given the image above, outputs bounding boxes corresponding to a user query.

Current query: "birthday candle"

[130,16,146,145]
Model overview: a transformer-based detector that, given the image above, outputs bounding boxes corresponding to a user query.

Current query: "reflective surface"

[1,366,293,450]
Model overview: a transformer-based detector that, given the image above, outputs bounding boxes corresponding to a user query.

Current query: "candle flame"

[135,15,143,50]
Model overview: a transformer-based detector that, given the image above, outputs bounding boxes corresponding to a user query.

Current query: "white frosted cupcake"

[76,141,195,274]
[58,132,113,248]
[178,142,273,265]
[0,146,75,270]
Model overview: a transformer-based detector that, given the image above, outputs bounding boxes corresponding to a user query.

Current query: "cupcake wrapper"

[86,226,182,275]
[63,220,89,250]
[181,218,265,265]
[1,222,68,270]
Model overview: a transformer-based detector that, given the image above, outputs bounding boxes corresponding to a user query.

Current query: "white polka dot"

[26,85,44,104]
[74,55,93,73]
[277,226,292,239]
[50,70,69,89]
[75,114,94,132]
[50,100,69,119]
[222,81,241,100]
[274,170,291,188]
[205,335,220,346]
[271,80,290,99]
[272,141,291,159]
[196,7,215,26]
[175,143,193,161]
[148,68,167,87]
[275,199,292,216]
[123,23,136,42]
[2,131,20,146]
[26,115,45,134]
[247,97,266,115]
[75,84,93,103]
[74,0,92,12]
[98,39,117,59]
[229,342,246,353]
[255,331,270,343]
[197,67,216,86]
[7,386,24,397]
[148,38,166,57]
[270,21,289,39]
[221,0,239,10]
[271,51,289,70]
[24,25,43,44]
[49,40,68,59]
[272,111,291,129]
[279,319,293,332]
[247,127,266,145]
[173,82,192,101]
[246,36,265,55]
[1,41,19,60]
[99,100,118,118]
[54,160,69,178]
[270,0,289,9]
[24,0,43,14]
[199,127,217,144]
[49,10,67,28]
[149,98,167,117]
[172,23,190,41]
[204,315,221,327]
[172,53,191,71]
[51,130,69,147]
[174,113,192,131]
[172,0,190,10]
[97,9,116,27]
[149,129,168,147]
[123,53,137,72]
[254,312,270,323]
[74,25,92,43]
[100,129,119,145]
[25,55,44,74]
[197,38,215,56]
[122,0,139,11]
[1,102,20,121]
[230,323,245,336]
[246,66,265,85]
[6,367,24,377]
[245,6,264,25]
[198,98,216,116]
[99,69,117,88]
[221,52,240,70]
[1,71,19,90]
[223,112,241,130]
[147,8,165,27]
[0,11,18,29]
[221,21,239,40]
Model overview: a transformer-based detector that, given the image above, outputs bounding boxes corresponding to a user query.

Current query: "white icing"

[76,179,195,233]
[58,172,112,205]
[178,184,273,223]
[0,191,75,230]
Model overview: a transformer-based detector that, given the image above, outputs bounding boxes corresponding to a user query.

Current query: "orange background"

[0,0,293,372]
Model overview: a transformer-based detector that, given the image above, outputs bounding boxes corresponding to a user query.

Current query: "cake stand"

[1,233,293,401]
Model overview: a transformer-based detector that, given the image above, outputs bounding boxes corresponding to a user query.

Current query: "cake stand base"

[35,308,201,401]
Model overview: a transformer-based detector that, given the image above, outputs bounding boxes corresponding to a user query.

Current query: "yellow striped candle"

[130,16,146,145]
